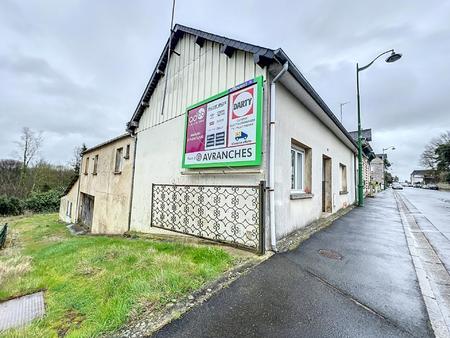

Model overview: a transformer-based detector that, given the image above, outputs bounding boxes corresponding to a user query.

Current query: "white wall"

[274,83,356,238]
[131,33,268,232]
[131,32,356,245]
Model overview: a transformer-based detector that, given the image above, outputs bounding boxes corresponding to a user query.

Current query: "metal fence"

[151,182,265,254]
[0,223,8,249]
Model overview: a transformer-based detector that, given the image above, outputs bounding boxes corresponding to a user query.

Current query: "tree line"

[420,131,450,183]
[0,127,85,215]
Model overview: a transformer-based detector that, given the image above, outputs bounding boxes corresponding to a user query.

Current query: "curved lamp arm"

[358,49,394,72]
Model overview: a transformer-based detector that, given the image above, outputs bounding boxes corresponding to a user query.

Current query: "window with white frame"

[66,201,72,217]
[291,146,305,191]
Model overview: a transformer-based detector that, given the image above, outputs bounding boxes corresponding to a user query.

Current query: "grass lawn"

[0,213,234,337]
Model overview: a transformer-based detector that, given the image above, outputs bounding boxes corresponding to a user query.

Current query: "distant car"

[413,183,422,188]
[392,183,403,190]
[428,184,439,190]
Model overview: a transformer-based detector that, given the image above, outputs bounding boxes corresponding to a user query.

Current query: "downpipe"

[127,131,138,232]
[269,62,288,252]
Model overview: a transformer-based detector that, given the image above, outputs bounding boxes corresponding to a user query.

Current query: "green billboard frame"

[182,76,264,169]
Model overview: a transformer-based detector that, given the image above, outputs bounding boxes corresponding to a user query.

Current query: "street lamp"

[382,146,395,189]
[356,50,402,206]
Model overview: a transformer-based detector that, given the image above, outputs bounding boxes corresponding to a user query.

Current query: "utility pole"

[339,101,350,123]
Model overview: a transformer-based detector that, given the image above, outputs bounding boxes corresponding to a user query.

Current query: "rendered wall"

[59,179,79,224]
[130,33,268,233]
[79,136,134,234]
[274,83,356,238]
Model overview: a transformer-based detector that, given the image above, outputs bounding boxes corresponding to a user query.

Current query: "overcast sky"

[1,0,449,180]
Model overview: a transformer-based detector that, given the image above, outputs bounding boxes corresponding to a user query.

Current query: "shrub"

[0,196,23,216]
[24,190,61,213]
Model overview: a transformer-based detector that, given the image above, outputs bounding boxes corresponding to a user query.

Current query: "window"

[66,201,72,217]
[124,144,131,159]
[93,155,99,175]
[84,157,89,175]
[340,163,348,193]
[291,147,305,191]
[114,147,123,173]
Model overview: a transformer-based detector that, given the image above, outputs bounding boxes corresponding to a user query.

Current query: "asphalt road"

[399,187,450,272]
[153,191,433,338]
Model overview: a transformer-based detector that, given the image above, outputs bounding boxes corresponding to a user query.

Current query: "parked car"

[413,183,422,188]
[428,184,439,190]
[392,183,403,190]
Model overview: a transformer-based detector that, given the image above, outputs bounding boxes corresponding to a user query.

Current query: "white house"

[59,24,357,253]
[125,25,357,253]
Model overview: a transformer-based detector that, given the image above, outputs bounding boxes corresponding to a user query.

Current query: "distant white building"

[410,169,436,184]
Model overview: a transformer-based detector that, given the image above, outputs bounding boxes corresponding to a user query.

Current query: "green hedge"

[0,196,23,216]
[0,190,61,216]
[24,190,61,213]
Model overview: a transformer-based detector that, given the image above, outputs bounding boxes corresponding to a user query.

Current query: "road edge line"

[394,191,450,338]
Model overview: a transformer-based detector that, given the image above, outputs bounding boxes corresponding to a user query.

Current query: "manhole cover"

[318,249,342,260]
[0,291,45,331]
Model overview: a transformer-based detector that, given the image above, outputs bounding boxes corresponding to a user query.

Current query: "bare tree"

[15,127,44,170]
[70,143,87,175]
[0,159,23,196]
[420,131,450,169]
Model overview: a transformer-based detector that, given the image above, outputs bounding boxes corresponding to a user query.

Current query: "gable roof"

[63,175,79,196]
[411,169,435,176]
[127,24,357,149]
[83,133,131,155]
[349,129,372,142]
[349,129,375,160]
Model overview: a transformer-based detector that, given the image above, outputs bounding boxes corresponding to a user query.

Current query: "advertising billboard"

[182,76,263,168]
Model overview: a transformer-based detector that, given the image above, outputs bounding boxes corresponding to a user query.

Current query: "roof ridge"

[174,23,276,53]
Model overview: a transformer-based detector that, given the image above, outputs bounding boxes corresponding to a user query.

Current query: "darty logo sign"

[232,89,253,119]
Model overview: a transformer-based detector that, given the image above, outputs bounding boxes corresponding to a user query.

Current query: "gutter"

[269,62,289,252]
[127,131,138,232]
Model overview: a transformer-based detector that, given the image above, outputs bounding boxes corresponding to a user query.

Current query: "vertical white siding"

[137,33,266,133]
[131,33,269,233]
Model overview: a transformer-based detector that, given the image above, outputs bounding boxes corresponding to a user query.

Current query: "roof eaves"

[127,24,278,130]
[63,175,79,196]
[83,133,131,154]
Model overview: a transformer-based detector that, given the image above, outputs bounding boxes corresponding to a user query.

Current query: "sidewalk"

[153,191,433,338]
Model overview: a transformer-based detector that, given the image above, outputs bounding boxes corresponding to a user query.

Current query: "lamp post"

[382,146,395,189]
[356,49,402,206]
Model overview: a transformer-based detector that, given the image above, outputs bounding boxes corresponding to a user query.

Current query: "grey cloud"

[0,0,449,180]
